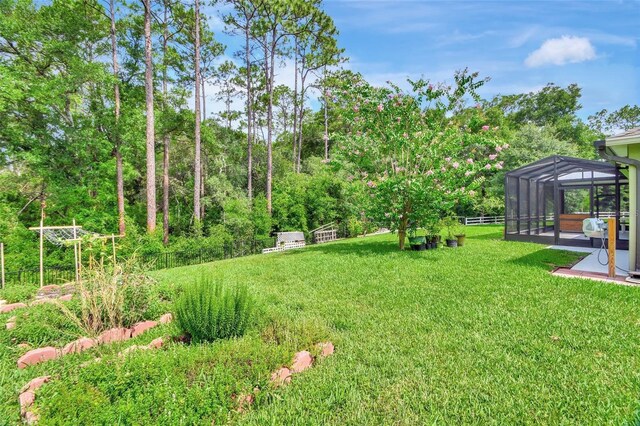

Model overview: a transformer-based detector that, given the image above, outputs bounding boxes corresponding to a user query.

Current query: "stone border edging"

[17,313,173,369]
[18,335,169,424]
[1,284,76,316]
[236,341,335,412]
[19,375,50,424]
[269,341,335,387]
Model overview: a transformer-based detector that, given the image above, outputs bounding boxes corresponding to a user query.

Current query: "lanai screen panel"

[505,174,518,234]
[504,155,627,245]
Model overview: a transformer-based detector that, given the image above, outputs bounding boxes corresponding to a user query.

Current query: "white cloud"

[525,36,596,67]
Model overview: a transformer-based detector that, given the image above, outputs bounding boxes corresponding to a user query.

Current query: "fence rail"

[3,237,277,287]
[140,237,276,271]
[4,267,76,287]
[463,216,505,225]
[464,211,630,226]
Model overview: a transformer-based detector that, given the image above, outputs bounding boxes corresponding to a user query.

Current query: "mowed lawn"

[1,226,640,424]
[163,226,640,424]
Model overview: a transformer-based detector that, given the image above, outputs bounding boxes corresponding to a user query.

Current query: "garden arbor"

[505,155,628,248]
[27,222,120,287]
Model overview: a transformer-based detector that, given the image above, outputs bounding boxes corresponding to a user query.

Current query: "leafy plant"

[175,278,253,343]
[441,217,463,240]
[332,70,505,249]
[56,256,156,336]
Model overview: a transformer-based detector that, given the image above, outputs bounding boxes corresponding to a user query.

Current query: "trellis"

[27,220,120,287]
[311,223,338,244]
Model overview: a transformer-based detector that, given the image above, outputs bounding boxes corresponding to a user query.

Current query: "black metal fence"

[4,266,76,287]
[2,228,368,287]
[2,236,277,287]
[140,237,276,271]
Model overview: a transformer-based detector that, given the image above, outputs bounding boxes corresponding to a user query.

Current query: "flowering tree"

[333,70,507,249]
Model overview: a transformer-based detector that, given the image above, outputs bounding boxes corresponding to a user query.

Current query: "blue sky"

[207,0,639,121]
[323,0,639,118]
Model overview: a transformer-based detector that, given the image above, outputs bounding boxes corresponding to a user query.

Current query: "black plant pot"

[410,243,426,251]
[446,239,458,248]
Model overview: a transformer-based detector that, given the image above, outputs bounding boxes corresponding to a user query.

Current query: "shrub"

[56,257,156,335]
[175,279,253,343]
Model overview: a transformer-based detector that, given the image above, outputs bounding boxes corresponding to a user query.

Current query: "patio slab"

[570,249,629,276]
[549,244,629,277]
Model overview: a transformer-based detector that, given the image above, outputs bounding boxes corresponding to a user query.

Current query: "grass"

[1,226,640,424]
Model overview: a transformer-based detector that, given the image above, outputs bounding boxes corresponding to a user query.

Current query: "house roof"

[505,155,625,186]
[606,127,640,146]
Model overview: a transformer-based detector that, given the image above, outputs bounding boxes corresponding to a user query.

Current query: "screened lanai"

[505,155,629,249]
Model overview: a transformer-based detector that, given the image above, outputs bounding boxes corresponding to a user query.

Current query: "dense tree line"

[0,0,638,266]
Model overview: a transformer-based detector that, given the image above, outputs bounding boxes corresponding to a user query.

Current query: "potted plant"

[408,229,427,251]
[455,224,467,247]
[442,216,461,248]
[424,235,433,250]
[427,221,443,249]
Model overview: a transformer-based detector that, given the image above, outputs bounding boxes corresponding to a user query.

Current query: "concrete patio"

[549,245,630,278]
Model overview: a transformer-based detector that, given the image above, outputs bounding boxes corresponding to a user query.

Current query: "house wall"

[607,140,640,271]
[628,144,640,269]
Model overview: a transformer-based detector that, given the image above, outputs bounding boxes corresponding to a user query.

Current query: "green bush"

[175,279,253,343]
[56,257,157,335]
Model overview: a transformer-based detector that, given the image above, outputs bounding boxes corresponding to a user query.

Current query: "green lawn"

[1,226,640,424]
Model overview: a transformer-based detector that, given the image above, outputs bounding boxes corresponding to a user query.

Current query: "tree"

[142,0,156,233]
[334,71,504,249]
[156,0,187,245]
[224,0,262,201]
[254,0,304,214]
[193,0,202,228]
[0,0,117,229]
[589,105,640,134]
[108,0,126,236]
[214,60,242,129]
[291,5,342,172]
[489,83,582,128]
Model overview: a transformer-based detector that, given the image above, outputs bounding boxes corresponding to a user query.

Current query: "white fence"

[463,212,630,226]
[463,216,505,225]
[574,211,629,218]
[262,241,306,254]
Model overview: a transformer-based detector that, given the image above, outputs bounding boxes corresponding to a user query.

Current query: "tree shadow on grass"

[469,232,504,241]
[284,237,453,262]
[509,248,586,271]
[296,238,401,258]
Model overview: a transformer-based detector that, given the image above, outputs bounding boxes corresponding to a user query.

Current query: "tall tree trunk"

[245,24,253,202]
[292,41,298,171]
[323,66,329,162]
[201,74,206,122]
[161,0,170,246]
[193,0,202,225]
[265,31,275,214]
[109,0,125,236]
[296,70,306,173]
[296,106,304,173]
[200,161,205,219]
[143,0,156,233]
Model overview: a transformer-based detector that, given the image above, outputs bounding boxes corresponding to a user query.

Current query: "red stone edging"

[1,285,76,317]
[19,375,50,424]
[233,341,336,412]
[16,313,173,369]
[270,342,335,387]
[17,334,169,424]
